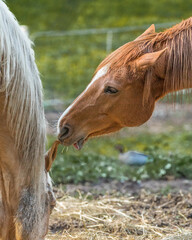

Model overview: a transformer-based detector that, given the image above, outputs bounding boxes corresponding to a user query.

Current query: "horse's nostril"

[62,127,69,136]
[58,125,71,141]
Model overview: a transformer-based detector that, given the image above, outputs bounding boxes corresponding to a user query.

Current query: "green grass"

[48,128,192,184]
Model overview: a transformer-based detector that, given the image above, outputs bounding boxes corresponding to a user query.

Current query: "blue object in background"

[119,151,152,166]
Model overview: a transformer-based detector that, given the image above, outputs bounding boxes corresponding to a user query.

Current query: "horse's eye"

[104,86,118,94]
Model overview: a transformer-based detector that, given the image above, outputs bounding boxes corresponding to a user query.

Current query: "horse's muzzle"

[58,124,72,142]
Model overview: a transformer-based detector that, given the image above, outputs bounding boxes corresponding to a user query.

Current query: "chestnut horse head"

[58,18,192,149]
[0,2,55,239]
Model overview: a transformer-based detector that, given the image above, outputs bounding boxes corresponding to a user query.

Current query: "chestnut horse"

[58,18,192,149]
[0,2,55,240]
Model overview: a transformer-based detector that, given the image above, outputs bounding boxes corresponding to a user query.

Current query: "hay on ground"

[46,190,192,240]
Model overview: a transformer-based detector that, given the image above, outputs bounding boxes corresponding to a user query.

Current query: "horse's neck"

[0,95,23,238]
[0,95,20,205]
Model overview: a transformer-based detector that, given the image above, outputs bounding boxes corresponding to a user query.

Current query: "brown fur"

[57,18,192,150]
[96,18,192,96]
[45,140,60,172]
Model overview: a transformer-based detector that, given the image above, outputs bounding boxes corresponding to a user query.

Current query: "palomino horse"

[0,2,55,240]
[58,18,192,149]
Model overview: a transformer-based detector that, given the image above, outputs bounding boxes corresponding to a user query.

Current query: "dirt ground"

[47,180,192,240]
[62,179,192,196]
[46,103,192,239]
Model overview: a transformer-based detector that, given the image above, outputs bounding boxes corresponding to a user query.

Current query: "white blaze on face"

[85,64,109,90]
[57,65,109,133]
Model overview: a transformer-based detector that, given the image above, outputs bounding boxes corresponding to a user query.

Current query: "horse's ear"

[45,140,60,172]
[135,24,155,41]
[136,48,167,70]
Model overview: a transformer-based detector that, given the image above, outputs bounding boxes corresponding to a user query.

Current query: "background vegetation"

[47,126,192,184]
[7,0,192,32]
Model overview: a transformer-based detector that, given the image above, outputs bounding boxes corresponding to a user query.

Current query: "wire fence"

[32,21,177,54]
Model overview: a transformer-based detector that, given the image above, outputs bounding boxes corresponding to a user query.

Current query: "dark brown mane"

[95,17,192,102]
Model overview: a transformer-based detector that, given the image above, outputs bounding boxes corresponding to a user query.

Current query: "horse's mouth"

[72,133,95,150]
[72,126,119,150]
[73,138,85,150]
[72,132,100,150]
[72,131,105,150]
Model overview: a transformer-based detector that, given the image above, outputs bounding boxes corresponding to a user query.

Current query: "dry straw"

[47,191,192,240]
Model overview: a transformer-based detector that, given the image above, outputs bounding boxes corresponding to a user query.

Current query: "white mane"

[0,1,46,172]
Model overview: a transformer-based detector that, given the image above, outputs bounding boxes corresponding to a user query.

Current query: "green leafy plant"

[50,152,127,184]
[50,143,192,184]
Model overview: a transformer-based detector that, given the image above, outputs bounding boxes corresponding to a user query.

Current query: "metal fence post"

[106,31,113,54]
